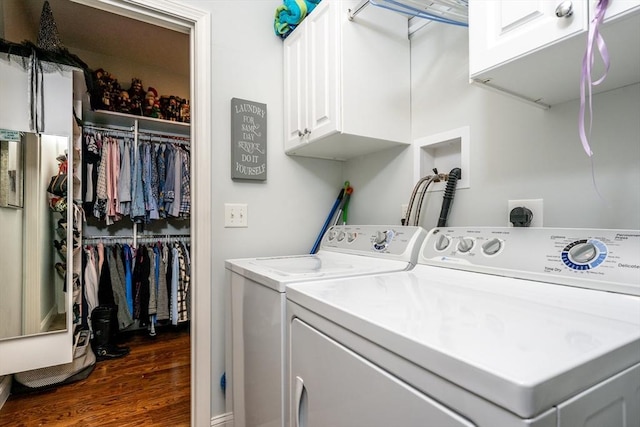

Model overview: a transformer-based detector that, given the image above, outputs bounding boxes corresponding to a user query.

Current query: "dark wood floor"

[0,327,190,427]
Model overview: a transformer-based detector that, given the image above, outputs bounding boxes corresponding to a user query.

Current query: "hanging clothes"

[93,134,109,220]
[83,246,99,328]
[179,149,191,217]
[156,144,167,219]
[108,244,134,329]
[123,243,134,315]
[80,238,190,334]
[155,243,170,321]
[82,127,190,225]
[118,138,132,216]
[97,242,115,306]
[131,144,146,223]
[147,245,157,317]
[82,131,101,213]
[105,137,121,224]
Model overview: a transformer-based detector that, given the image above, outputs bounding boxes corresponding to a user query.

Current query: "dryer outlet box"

[507,199,543,227]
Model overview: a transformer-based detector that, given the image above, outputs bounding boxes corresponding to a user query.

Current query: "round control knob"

[561,239,607,271]
[347,232,357,243]
[482,238,502,256]
[327,230,337,241]
[568,242,597,264]
[336,231,346,242]
[555,1,573,18]
[435,234,451,251]
[373,230,395,251]
[457,237,474,253]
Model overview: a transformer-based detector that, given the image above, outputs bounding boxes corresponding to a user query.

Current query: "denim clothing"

[130,144,146,222]
[117,138,132,216]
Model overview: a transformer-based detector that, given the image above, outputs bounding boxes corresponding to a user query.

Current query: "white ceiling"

[15,0,189,76]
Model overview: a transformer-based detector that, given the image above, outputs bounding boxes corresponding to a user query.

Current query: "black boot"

[91,306,130,360]
[108,305,126,345]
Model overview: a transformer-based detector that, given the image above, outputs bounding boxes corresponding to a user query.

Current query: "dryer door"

[290,318,476,427]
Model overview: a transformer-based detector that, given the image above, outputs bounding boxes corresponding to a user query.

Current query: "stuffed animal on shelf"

[116,90,131,114]
[128,78,145,116]
[92,68,121,111]
[144,87,158,117]
[180,99,190,123]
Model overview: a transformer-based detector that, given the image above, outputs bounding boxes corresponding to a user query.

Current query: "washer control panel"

[420,227,640,295]
[321,225,426,262]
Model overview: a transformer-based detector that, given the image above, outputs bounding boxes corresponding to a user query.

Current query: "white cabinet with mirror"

[0,54,76,375]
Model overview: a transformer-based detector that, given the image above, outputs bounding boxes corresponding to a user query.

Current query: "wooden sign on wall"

[231,98,267,181]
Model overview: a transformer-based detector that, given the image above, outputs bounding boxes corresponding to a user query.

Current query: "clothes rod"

[83,123,190,140]
[83,235,190,245]
[82,123,134,133]
[138,128,190,139]
[84,234,190,239]
[137,134,190,145]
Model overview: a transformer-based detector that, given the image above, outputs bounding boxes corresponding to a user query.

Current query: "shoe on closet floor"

[91,306,130,361]
[55,262,66,277]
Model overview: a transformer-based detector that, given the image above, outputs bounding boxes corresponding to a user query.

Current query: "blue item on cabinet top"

[274,0,322,39]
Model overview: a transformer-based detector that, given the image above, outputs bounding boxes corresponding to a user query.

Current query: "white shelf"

[83,109,190,136]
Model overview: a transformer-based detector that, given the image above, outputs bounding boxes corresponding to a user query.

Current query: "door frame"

[69,1,213,425]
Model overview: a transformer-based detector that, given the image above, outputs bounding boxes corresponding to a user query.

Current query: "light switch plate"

[225,203,248,227]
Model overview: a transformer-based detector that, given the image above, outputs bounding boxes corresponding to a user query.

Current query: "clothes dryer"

[226,225,426,427]
[287,228,640,427]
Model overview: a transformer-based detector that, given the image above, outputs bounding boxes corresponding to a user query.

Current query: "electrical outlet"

[225,203,248,228]
[507,199,543,227]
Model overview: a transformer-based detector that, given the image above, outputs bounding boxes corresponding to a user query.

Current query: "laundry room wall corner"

[345,19,640,230]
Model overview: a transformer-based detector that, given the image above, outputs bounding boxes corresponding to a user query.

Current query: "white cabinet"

[469,0,640,107]
[284,0,410,161]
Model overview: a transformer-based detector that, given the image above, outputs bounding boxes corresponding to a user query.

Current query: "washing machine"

[226,224,427,427]
[286,227,640,427]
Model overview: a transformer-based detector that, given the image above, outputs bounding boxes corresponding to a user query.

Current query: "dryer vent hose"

[437,168,461,228]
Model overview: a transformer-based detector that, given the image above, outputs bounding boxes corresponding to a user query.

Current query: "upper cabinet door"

[284,25,308,152]
[469,0,588,77]
[306,0,340,144]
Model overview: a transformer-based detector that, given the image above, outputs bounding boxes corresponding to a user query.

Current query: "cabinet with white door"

[283,0,410,161]
[469,0,640,108]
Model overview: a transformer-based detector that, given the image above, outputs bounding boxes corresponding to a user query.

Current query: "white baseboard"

[40,305,58,332]
[0,375,12,411]
[211,412,233,427]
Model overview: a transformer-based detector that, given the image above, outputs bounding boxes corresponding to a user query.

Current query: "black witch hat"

[37,1,64,52]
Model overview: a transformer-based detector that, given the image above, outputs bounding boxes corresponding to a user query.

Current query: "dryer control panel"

[321,225,426,263]
[420,227,640,296]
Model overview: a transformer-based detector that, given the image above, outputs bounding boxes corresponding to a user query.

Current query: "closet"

[77,110,192,336]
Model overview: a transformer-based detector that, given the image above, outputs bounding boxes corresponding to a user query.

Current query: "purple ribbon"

[579,0,610,157]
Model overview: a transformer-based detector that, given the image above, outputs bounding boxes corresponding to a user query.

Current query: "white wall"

[347,22,640,231]
[181,0,344,416]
